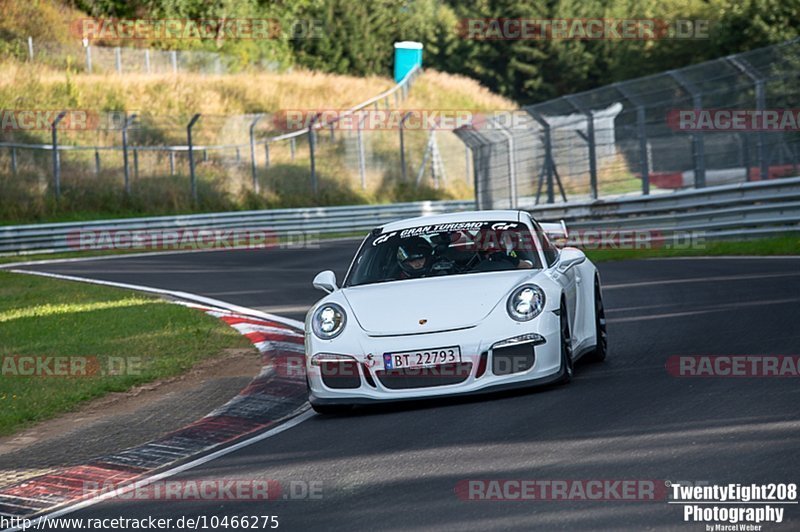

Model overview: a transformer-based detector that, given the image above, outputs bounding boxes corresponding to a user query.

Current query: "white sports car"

[305,210,607,414]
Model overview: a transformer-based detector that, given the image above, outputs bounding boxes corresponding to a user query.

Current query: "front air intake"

[492,343,535,375]
[320,361,361,389]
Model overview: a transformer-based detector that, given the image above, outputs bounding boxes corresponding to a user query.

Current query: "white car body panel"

[305,210,602,405]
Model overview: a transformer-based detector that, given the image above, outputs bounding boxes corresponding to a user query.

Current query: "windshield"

[344,220,543,287]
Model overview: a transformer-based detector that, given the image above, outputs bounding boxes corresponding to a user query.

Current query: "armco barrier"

[525,175,800,241]
[0,200,472,255]
[1,176,799,256]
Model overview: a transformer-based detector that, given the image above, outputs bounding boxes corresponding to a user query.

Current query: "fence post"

[121,114,137,194]
[114,47,122,74]
[94,150,101,175]
[668,70,706,188]
[464,146,471,184]
[27,37,33,62]
[614,83,650,195]
[187,114,201,203]
[85,44,92,74]
[51,112,67,199]
[133,149,139,179]
[356,112,367,189]
[309,115,319,196]
[586,111,598,199]
[565,95,599,199]
[496,125,518,209]
[636,107,650,194]
[264,143,270,168]
[169,151,175,175]
[10,147,17,175]
[290,137,296,161]
[529,111,568,205]
[727,56,768,181]
[249,114,265,192]
[171,51,178,74]
[399,111,411,182]
[145,49,151,74]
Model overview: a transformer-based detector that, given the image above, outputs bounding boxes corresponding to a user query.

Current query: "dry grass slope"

[0,59,515,224]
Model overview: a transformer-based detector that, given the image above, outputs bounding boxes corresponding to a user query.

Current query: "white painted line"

[641,255,800,261]
[7,269,304,330]
[603,271,800,290]
[607,297,800,323]
[2,410,315,532]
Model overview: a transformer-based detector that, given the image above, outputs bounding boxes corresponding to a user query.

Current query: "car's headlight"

[507,284,546,321]
[312,303,346,339]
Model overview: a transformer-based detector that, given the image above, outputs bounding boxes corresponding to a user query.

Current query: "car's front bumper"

[306,310,564,404]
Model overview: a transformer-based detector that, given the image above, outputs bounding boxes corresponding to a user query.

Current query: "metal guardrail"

[1,177,798,256]
[0,200,473,254]
[530,176,800,242]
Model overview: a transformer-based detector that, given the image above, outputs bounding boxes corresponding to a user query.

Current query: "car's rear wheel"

[558,300,574,384]
[587,277,608,362]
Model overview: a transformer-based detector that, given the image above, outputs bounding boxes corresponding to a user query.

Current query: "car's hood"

[342,271,536,336]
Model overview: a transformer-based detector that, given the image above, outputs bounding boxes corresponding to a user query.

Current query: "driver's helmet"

[396,236,433,276]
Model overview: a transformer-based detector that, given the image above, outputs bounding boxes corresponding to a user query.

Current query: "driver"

[480,229,534,269]
[396,236,434,278]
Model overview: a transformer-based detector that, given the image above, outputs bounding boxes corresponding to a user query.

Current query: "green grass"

[584,234,800,262]
[0,270,251,436]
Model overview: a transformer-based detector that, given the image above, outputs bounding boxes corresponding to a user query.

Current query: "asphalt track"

[13,244,800,531]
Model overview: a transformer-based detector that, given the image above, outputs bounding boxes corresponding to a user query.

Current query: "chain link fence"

[0,66,478,220]
[11,36,279,74]
[456,38,800,210]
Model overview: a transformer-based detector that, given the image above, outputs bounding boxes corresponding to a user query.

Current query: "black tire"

[587,277,608,363]
[310,403,352,415]
[558,299,574,384]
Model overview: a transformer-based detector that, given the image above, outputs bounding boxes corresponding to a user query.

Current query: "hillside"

[0,59,515,223]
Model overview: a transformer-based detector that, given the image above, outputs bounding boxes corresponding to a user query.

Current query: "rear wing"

[539,220,569,247]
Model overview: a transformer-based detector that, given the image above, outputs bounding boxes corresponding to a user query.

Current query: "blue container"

[394,41,423,82]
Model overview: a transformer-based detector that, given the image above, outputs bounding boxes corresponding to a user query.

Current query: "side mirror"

[313,270,338,293]
[556,247,586,273]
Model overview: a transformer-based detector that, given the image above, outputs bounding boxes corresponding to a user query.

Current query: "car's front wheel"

[558,299,574,384]
[587,277,608,363]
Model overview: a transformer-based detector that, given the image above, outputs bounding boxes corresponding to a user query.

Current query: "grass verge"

[0,270,252,436]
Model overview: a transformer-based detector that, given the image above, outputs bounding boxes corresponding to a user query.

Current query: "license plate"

[383,347,461,370]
